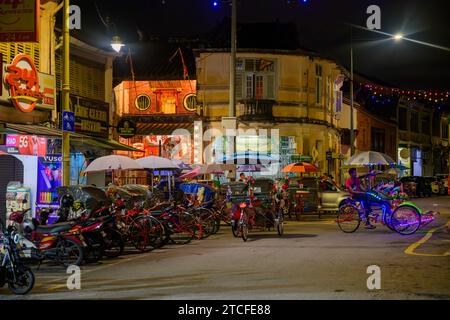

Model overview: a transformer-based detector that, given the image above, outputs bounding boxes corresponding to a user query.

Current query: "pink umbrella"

[179,167,201,179]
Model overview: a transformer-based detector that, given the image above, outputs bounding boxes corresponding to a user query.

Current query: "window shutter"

[266,74,275,99]
[235,73,243,99]
[0,43,40,70]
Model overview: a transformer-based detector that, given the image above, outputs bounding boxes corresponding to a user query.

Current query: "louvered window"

[0,42,40,70]
[56,53,105,101]
[235,58,276,100]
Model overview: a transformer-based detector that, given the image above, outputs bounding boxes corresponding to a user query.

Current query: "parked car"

[400,176,432,198]
[435,174,449,195]
[288,177,349,215]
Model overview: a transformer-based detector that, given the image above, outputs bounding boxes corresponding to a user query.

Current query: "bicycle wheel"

[383,212,396,232]
[130,216,152,252]
[231,220,239,237]
[8,266,35,295]
[276,209,284,236]
[195,208,216,239]
[240,211,249,242]
[169,214,196,245]
[337,204,361,233]
[391,206,421,235]
[146,216,167,249]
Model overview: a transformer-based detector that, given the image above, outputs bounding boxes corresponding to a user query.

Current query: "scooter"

[8,207,85,267]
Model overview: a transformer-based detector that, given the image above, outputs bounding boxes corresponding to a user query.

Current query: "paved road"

[1,196,449,300]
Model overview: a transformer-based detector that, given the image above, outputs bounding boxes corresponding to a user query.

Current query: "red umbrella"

[281,162,318,173]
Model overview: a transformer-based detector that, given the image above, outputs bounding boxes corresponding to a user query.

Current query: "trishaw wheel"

[277,220,284,236]
[231,220,239,237]
[337,204,361,233]
[391,206,421,235]
[241,221,249,242]
[383,212,396,232]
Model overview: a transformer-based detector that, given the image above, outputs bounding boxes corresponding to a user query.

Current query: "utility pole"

[62,0,71,186]
[350,28,355,156]
[229,0,236,118]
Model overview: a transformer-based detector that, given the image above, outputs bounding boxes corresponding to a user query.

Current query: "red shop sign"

[4,54,44,113]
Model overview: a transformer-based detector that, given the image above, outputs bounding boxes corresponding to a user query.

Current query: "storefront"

[0,53,57,220]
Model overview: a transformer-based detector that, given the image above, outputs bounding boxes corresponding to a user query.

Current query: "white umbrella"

[136,156,179,169]
[136,156,179,194]
[84,155,143,173]
[346,151,395,166]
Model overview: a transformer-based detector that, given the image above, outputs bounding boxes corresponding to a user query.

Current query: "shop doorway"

[0,155,24,223]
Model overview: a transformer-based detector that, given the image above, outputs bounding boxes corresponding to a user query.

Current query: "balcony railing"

[238,99,275,121]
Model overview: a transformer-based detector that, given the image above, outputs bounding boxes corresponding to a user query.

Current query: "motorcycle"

[41,201,124,261]
[8,207,85,267]
[0,226,35,295]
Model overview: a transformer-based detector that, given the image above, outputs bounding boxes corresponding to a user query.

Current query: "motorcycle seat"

[36,222,76,234]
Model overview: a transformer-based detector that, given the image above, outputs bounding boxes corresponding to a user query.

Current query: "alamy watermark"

[66,265,81,290]
[366,5,381,30]
[366,265,381,290]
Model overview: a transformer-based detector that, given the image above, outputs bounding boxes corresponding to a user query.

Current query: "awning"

[137,122,193,135]
[69,137,143,152]
[0,122,142,152]
[1,122,87,139]
[121,114,200,135]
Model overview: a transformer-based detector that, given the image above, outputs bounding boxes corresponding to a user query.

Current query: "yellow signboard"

[0,0,39,42]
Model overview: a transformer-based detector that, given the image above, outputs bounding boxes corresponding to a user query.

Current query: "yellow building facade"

[195,49,348,180]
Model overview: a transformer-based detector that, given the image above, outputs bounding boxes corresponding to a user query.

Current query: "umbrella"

[237,164,269,172]
[281,162,318,173]
[281,163,305,173]
[171,159,192,171]
[383,168,402,175]
[136,156,179,170]
[179,167,201,179]
[346,151,395,166]
[180,163,235,178]
[84,155,142,173]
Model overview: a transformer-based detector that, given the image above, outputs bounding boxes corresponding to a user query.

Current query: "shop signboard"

[36,154,62,208]
[1,54,56,112]
[0,0,39,42]
[71,95,109,138]
[117,118,136,138]
[0,134,47,156]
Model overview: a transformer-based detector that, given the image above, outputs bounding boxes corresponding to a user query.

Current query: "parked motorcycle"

[0,226,35,295]
[8,207,85,267]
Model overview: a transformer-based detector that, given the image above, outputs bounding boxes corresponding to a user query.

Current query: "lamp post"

[62,0,71,186]
[229,0,237,118]
[348,27,403,157]
[350,28,355,156]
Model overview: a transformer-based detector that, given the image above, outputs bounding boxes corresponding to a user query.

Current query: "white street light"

[393,33,403,41]
[111,36,124,53]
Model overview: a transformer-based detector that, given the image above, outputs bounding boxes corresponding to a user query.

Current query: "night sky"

[71,0,450,90]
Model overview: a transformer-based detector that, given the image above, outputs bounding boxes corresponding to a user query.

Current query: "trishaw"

[178,182,220,236]
[226,178,284,241]
[336,181,439,235]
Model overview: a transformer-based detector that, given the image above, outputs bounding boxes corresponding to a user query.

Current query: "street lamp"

[348,27,403,156]
[393,33,403,41]
[111,35,124,53]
